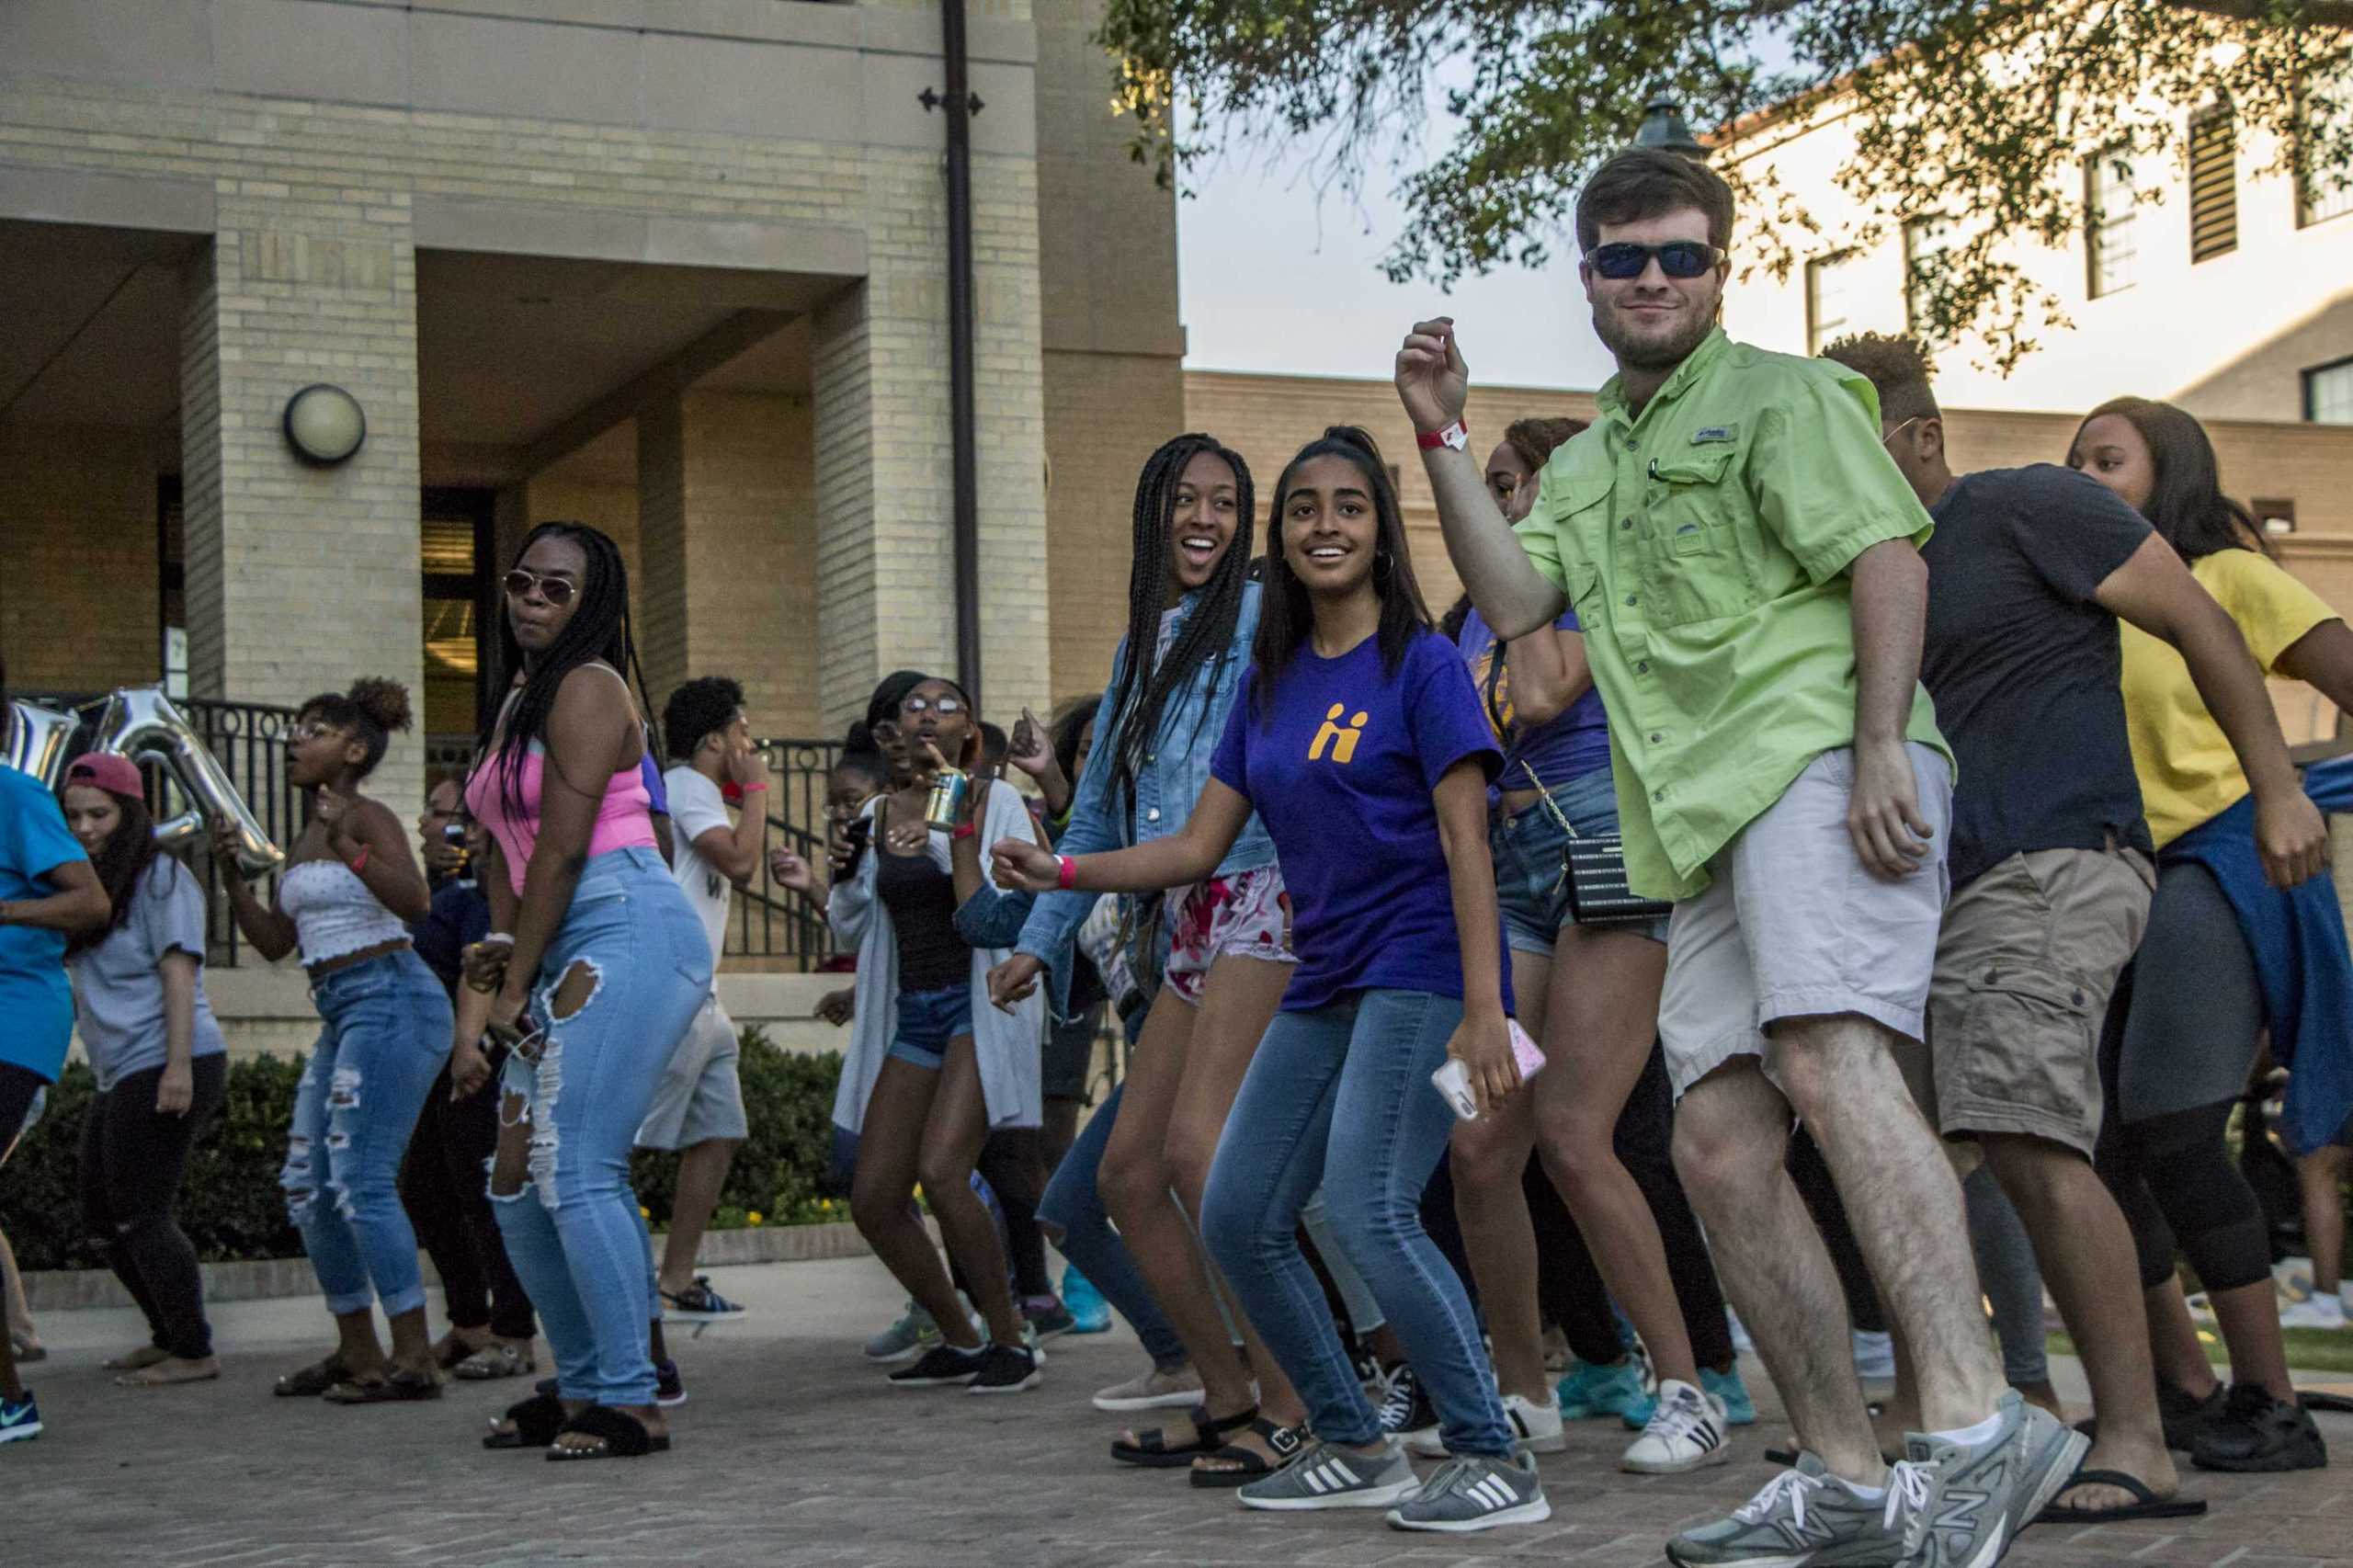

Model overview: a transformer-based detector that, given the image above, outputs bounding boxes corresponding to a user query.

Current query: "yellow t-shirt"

[2119,548,2339,846]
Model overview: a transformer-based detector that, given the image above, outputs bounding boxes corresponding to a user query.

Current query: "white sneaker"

[2279,1293,2347,1331]
[1405,1392,1565,1458]
[1620,1378,1733,1474]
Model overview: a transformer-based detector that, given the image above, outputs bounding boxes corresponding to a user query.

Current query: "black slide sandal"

[483,1392,567,1450]
[1111,1404,1254,1469]
[1189,1418,1306,1489]
[2039,1467,2207,1524]
[545,1404,670,1460]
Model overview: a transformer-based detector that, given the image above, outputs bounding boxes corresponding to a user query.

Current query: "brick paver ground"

[11,1256,2352,1566]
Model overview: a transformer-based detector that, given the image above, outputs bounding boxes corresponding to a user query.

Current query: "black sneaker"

[2157,1378,2228,1451]
[889,1344,986,1388]
[654,1358,687,1407]
[1021,1295,1077,1341]
[2191,1383,2326,1472]
[967,1343,1042,1395]
[1377,1363,1435,1440]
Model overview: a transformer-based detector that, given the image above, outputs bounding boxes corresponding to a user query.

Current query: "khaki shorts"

[635,995,748,1151]
[1659,744,1953,1097]
[1919,846,2154,1156]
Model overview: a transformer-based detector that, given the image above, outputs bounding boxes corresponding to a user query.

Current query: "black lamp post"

[1633,95,1711,162]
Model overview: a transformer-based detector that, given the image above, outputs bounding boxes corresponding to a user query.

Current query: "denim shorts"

[889,983,974,1070]
[1490,767,1666,954]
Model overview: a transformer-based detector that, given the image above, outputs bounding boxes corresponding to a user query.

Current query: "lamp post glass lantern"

[1634,97,1711,162]
[282,383,367,465]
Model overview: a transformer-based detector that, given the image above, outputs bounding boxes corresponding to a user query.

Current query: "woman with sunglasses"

[213,677,450,1403]
[461,525,710,1460]
[775,675,1051,1394]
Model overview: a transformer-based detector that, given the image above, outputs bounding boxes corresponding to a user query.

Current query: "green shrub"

[0,1029,844,1273]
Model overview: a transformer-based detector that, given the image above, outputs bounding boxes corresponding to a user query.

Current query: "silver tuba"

[4,701,80,789]
[86,687,284,879]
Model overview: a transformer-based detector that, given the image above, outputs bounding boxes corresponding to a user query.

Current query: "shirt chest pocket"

[1636,446,1761,628]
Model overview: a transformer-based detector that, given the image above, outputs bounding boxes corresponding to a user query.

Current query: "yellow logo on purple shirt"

[1309,703,1370,764]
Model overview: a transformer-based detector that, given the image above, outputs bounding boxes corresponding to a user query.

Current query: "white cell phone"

[1431,1019,1545,1120]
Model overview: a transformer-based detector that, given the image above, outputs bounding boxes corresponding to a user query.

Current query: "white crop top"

[279,860,410,968]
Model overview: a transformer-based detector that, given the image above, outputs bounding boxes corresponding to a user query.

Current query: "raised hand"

[1395,316,1470,435]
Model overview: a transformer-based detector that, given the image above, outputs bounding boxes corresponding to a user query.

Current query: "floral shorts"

[1163,866,1297,1006]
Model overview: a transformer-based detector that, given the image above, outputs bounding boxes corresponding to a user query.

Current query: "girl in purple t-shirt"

[995,426,1547,1531]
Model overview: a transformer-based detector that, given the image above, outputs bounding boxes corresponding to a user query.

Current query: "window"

[156,475,185,697]
[2086,150,2138,297]
[1805,251,1861,355]
[1904,217,1954,334]
[2299,56,2353,227]
[2188,108,2237,263]
[2307,358,2353,424]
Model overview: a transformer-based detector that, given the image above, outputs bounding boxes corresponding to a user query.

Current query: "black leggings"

[1536,1044,1738,1370]
[78,1056,227,1360]
[401,1056,535,1341]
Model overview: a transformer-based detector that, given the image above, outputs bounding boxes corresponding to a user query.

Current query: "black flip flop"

[1112,1404,1255,1469]
[2039,1467,2208,1524]
[1189,1418,1306,1489]
[483,1392,568,1450]
[273,1358,349,1398]
[546,1404,671,1460]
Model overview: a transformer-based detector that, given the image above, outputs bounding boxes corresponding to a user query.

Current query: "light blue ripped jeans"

[491,847,710,1407]
[283,947,454,1317]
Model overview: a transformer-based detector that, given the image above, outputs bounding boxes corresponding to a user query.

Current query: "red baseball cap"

[63,753,143,797]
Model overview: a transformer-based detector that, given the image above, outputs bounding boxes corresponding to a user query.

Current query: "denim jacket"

[1015,579,1276,975]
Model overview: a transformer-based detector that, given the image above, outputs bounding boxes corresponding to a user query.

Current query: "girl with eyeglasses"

[212,677,450,1403]
[463,522,712,1460]
[774,673,1051,1394]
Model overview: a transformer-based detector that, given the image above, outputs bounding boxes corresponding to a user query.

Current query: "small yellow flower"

[2196,1329,2218,1345]
[640,1206,651,1219]
[747,1210,764,1226]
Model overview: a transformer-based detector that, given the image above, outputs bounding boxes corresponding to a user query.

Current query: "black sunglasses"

[1585,240,1727,280]
[502,568,578,608]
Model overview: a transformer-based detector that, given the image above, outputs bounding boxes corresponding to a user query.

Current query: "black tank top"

[876,842,967,992]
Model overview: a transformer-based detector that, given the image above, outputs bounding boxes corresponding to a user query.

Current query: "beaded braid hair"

[1100,434,1256,815]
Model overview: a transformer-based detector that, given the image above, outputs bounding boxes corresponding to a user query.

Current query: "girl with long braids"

[213,677,449,1403]
[63,755,231,1388]
[988,434,1316,1481]
[2069,400,2352,1472]
[995,426,1546,1529]
[463,522,711,1460]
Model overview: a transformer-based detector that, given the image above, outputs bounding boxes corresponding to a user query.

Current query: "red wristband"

[1415,418,1470,452]
[345,845,370,875]
[1056,855,1076,891]
[738,781,768,794]
[952,821,977,841]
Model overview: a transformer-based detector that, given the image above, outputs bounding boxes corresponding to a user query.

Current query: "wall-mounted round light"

[282,383,367,466]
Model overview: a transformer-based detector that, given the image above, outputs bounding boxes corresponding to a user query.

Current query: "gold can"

[924,767,970,830]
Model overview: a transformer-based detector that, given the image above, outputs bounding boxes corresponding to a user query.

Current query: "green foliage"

[0,1031,845,1274]
[1097,0,2353,369]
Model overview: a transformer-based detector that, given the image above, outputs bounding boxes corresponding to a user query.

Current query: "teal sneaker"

[1624,1364,1758,1429]
[1061,1266,1113,1335]
[1556,1357,1647,1421]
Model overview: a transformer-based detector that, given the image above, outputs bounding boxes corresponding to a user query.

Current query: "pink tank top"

[465,743,657,898]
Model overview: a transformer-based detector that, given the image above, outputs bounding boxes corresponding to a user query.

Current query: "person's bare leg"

[1164,953,1309,1473]
[658,1137,743,1297]
[1099,993,1253,1444]
[849,1059,975,1348]
[919,1037,1023,1348]
[1770,1014,2006,1434]
[1982,1133,2179,1509]
[2144,1276,2220,1399]
[2302,1144,2350,1296]
[1449,947,1550,1404]
[0,1226,36,1356]
[1673,1058,1883,1484]
[1042,1097,1082,1176]
[1534,926,1697,1388]
[385,1304,435,1378]
[2207,1280,2295,1403]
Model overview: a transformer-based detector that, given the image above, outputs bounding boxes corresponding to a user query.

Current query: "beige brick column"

[178,197,425,810]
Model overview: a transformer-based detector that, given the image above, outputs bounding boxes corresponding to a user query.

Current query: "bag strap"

[1514,756,1583,843]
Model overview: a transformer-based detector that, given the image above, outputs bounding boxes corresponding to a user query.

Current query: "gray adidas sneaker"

[1666,1453,1915,1567]
[1235,1437,1420,1511]
[1385,1452,1552,1533]
[1902,1391,2089,1568]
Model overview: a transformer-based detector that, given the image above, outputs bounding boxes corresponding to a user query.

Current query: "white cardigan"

[826,778,1045,1135]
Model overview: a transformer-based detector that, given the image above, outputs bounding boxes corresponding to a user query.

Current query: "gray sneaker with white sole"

[1236,1438,1419,1511]
[1667,1452,1917,1567]
[1902,1391,2088,1568]
[1385,1452,1552,1533]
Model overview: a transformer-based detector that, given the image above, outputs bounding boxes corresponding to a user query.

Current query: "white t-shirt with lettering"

[664,765,733,968]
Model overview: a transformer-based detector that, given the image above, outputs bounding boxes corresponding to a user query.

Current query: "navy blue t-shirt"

[1210,628,1505,1012]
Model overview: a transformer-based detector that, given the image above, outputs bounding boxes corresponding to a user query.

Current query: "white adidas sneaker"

[1621,1378,1733,1474]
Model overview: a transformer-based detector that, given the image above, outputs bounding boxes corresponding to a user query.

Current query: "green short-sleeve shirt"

[1513,327,1951,901]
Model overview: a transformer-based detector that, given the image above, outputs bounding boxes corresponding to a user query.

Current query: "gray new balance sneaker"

[1235,1437,1420,1511]
[1902,1391,2088,1568]
[1386,1452,1552,1533]
[1666,1453,1915,1567]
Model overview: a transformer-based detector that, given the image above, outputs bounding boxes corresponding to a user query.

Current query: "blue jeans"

[1492,767,1666,953]
[491,848,710,1406]
[1201,988,1513,1456]
[888,983,973,1070]
[283,948,454,1317]
[1038,1078,1185,1368]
